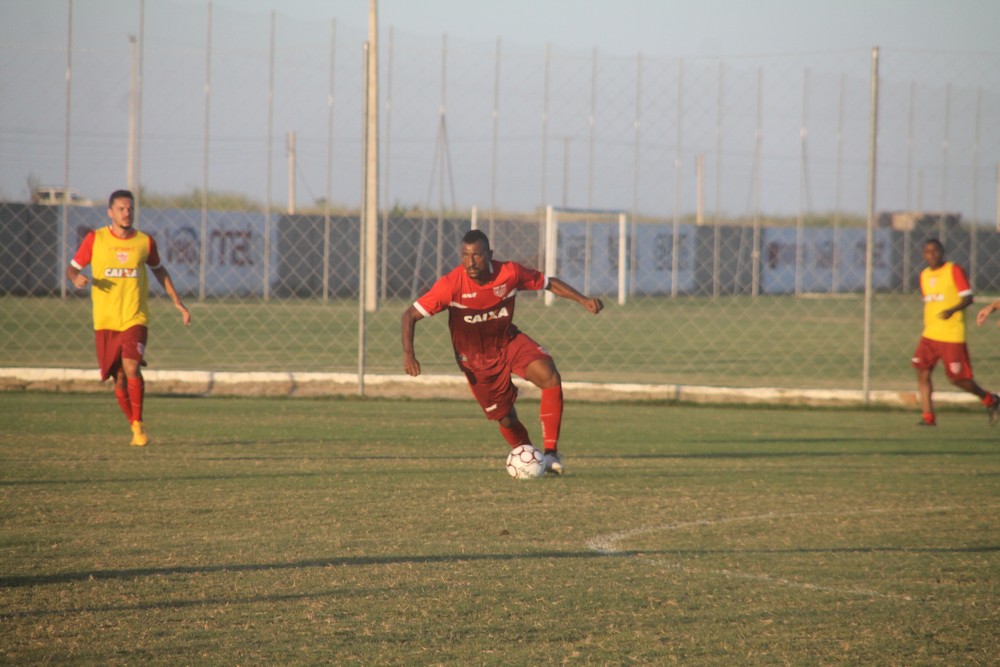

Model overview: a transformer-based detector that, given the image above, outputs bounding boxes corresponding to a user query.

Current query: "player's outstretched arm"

[151,266,191,326]
[401,305,424,376]
[546,277,604,315]
[977,299,1000,327]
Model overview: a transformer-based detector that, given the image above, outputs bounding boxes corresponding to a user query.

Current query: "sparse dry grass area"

[2,393,998,665]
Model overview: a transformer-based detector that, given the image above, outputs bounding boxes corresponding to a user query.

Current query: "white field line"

[585,506,973,601]
[0,367,981,407]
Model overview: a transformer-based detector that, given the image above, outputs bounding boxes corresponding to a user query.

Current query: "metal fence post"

[862,46,880,402]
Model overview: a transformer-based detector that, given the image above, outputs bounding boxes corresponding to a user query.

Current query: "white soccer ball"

[506,444,545,480]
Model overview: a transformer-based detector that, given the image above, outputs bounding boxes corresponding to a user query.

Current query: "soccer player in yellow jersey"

[66,190,191,446]
[911,239,998,426]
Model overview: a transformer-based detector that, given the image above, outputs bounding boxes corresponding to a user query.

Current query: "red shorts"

[911,336,973,381]
[457,333,552,421]
[96,325,148,381]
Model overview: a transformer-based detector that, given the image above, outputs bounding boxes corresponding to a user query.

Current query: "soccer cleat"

[543,451,563,476]
[988,394,1000,426]
[130,420,149,447]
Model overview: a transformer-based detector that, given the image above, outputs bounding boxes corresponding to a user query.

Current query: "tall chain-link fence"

[2,1,1000,396]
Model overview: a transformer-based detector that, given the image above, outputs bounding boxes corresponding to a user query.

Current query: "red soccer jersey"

[413,260,548,367]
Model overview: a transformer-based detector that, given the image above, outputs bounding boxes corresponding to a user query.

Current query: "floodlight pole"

[199,5,211,303]
[617,212,627,305]
[264,11,274,301]
[128,34,137,192]
[363,0,379,314]
[287,131,296,214]
[544,206,556,306]
[135,0,144,208]
[60,0,73,300]
[324,19,337,304]
[862,47,879,403]
[360,42,370,396]
[751,68,762,299]
[970,88,981,286]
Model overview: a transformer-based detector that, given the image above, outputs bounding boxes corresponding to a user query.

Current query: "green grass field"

[2,392,998,665]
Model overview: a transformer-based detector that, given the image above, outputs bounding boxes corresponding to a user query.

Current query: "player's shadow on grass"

[0,550,606,589]
[6,544,999,619]
[0,471,325,487]
[6,543,999,592]
[5,586,363,619]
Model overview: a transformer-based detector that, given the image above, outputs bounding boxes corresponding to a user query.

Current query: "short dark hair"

[923,238,944,252]
[462,229,490,250]
[108,189,134,208]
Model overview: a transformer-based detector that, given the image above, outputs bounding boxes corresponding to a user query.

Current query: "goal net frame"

[544,205,629,306]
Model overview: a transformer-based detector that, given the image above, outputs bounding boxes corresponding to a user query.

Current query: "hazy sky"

[2,0,998,214]
[216,0,999,58]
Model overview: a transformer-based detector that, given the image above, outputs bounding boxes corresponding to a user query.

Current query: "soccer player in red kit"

[401,229,603,475]
[66,190,191,446]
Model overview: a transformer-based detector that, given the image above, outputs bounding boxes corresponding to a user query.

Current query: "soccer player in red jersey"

[66,190,191,446]
[911,238,998,426]
[401,229,604,474]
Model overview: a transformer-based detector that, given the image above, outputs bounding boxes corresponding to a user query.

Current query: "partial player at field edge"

[911,238,998,427]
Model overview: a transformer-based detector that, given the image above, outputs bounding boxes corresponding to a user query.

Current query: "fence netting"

[2,1,999,395]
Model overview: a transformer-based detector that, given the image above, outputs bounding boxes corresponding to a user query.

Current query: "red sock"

[498,421,531,448]
[128,377,144,423]
[983,394,997,407]
[540,386,563,452]
[114,388,133,422]
[922,412,936,425]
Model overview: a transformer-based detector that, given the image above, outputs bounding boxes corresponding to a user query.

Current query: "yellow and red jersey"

[920,261,971,343]
[71,226,162,332]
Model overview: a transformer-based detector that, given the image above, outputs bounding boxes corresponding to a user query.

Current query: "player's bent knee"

[527,366,560,390]
[539,371,561,390]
